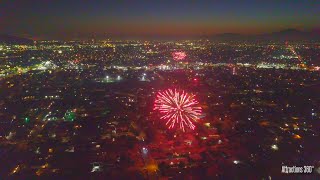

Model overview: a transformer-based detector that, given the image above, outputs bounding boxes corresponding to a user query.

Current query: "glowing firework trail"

[172,51,186,61]
[154,89,202,131]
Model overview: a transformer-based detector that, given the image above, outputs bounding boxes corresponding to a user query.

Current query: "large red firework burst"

[153,89,202,131]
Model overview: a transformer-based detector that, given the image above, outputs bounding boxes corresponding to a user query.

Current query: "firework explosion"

[172,51,186,61]
[154,89,202,131]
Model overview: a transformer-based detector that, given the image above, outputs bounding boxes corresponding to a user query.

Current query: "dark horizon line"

[2,27,320,41]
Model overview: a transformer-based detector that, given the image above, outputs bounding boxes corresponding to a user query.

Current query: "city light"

[91,163,102,173]
[64,110,76,122]
[0,27,319,179]
[142,147,148,155]
[153,89,202,131]
[24,117,30,123]
[271,144,279,150]
[140,73,146,81]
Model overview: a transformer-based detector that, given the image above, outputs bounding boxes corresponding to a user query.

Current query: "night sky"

[0,0,319,39]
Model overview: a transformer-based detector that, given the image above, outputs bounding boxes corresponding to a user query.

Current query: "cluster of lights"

[154,89,202,131]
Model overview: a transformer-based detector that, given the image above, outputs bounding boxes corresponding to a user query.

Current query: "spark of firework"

[172,51,186,61]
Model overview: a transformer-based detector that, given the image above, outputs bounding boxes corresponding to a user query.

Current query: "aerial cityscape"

[0,0,320,179]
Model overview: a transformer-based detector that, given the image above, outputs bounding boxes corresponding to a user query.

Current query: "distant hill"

[210,33,245,41]
[260,29,314,41]
[0,34,34,44]
[212,29,320,41]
